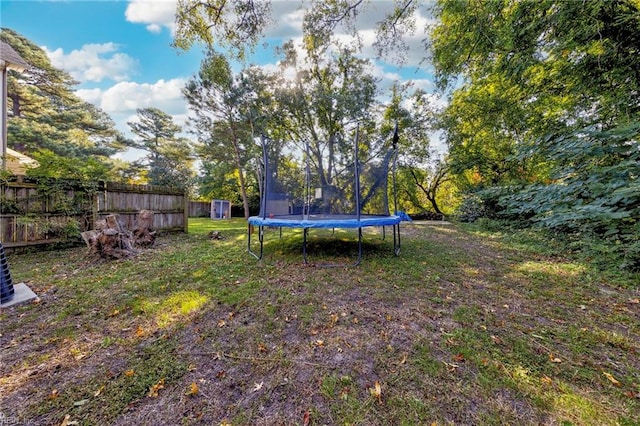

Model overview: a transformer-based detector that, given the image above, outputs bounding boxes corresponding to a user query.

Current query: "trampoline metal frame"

[247,218,401,266]
[248,124,402,266]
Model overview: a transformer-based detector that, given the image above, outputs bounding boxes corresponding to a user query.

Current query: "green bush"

[454,123,640,272]
[501,123,640,271]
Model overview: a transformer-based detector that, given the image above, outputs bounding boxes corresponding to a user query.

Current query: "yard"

[1,218,638,425]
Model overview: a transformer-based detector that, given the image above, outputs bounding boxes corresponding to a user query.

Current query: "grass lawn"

[1,218,638,425]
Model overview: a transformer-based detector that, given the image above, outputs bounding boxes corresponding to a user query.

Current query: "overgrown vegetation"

[506,124,638,271]
[1,176,97,246]
[430,0,640,272]
[1,218,637,425]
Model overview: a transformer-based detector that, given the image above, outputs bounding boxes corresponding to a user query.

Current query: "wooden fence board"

[1,177,188,248]
[189,201,211,217]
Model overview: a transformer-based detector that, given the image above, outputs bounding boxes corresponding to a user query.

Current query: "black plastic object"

[0,242,15,304]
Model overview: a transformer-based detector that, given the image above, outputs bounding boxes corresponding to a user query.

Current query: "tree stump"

[133,209,156,247]
[81,211,155,259]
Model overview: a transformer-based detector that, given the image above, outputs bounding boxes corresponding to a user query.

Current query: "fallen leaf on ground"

[135,326,145,337]
[369,380,382,405]
[399,353,407,364]
[303,410,311,425]
[59,414,79,426]
[549,354,562,363]
[186,381,199,396]
[124,369,135,377]
[453,353,465,362]
[148,378,165,397]
[445,362,459,372]
[339,386,350,400]
[602,371,621,386]
[94,385,105,397]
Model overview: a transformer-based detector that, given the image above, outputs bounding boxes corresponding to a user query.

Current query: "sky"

[1,0,441,161]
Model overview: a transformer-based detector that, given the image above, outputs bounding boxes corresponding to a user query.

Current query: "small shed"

[211,199,231,220]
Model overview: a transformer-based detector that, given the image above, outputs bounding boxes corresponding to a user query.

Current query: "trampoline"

[248,125,402,265]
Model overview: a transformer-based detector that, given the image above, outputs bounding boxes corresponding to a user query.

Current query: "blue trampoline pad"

[248,214,401,229]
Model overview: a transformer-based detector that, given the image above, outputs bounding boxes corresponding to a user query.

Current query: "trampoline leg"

[355,227,363,266]
[248,225,264,260]
[393,223,401,256]
[303,228,309,264]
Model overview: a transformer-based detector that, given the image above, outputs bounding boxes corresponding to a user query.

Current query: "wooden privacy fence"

[188,201,211,218]
[1,176,188,248]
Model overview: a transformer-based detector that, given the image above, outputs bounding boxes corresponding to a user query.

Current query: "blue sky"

[1,0,440,160]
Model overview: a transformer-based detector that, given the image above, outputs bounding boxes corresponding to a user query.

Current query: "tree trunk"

[133,209,156,247]
[81,211,156,259]
[230,125,251,219]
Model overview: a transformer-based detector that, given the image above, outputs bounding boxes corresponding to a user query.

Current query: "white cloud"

[125,0,178,34]
[75,78,189,145]
[146,24,163,34]
[75,88,103,105]
[44,43,138,83]
[99,78,186,115]
[264,2,305,38]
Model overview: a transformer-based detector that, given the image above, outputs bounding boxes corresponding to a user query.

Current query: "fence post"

[183,190,189,233]
[91,181,101,228]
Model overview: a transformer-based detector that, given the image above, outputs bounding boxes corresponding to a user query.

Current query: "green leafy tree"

[401,159,451,217]
[1,28,128,180]
[173,0,431,63]
[429,0,640,270]
[173,0,272,60]
[272,42,379,188]
[127,107,195,190]
[431,0,640,124]
[380,84,459,216]
[430,0,640,192]
[183,50,265,218]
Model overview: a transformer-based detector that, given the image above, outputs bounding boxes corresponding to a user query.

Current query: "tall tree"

[431,0,640,125]
[429,0,640,270]
[1,28,128,180]
[380,84,456,215]
[183,50,263,218]
[272,41,379,190]
[127,107,195,190]
[429,0,640,190]
[173,0,426,61]
[174,0,273,60]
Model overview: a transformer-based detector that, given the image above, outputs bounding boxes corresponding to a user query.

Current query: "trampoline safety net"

[248,127,402,264]
[258,135,395,220]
